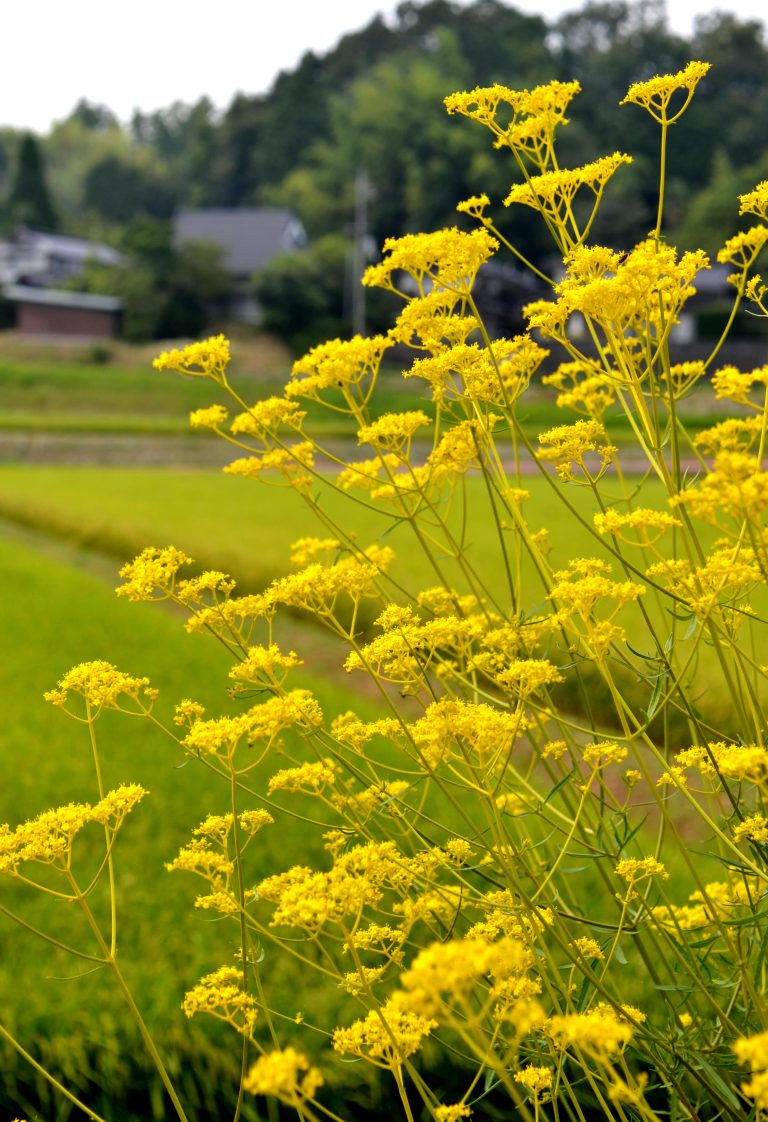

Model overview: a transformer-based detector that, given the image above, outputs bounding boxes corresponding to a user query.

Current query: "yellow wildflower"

[583,741,628,767]
[504,153,632,214]
[546,1008,633,1056]
[229,644,302,684]
[0,787,147,876]
[332,996,437,1065]
[538,420,616,482]
[735,1032,768,1111]
[389,290,479,351]
[286,335,393,401]
[189,404,228,429]
[357,410,431,452]
[182,965,259,1034]
[543,360,616,418]
[615,856,669,882]
[620,61,710,122]
[116,545,192,600]
[572,937,605,960]
[514,1065,553,1099]
[44,660,156,714]
[244,1048,323,1103]
[717,225,768,271]
[153,334,230,381]
[268,759,339,796]
[362,228,498,296]
[434,1105,472,1122]
[230,396,306,434]
[456,193,491,220]
[733,815,768,844]
[740,182,768,220]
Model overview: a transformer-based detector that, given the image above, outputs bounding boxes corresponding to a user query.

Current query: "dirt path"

[0,429,702,476]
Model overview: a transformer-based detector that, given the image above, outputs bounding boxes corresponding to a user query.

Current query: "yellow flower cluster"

[594,507,680,545]
[717,225,768,271]
[739,181,768,220]
[434,1104,472,1122]
[1,786,147,875]
[243,1048,323,1103]
[399,936,534,1018]
[652,878,760,932]
[445,80,580,169]
[514,1065,553,1099]
[44,661,157,715]
[542,360,616,418]
[182,965,259,1034]
[615,856,669,883]
[406,336,548,406]
[674,741,768,785]
[672,451,768,527]
[224,441,315,490]
[504,153,632,220]
[257,839,410,932]
[230,396,306,435]
[332,996,438,1065]
[550,558,645,622]
[267,546,392,616]
[546,1007,633,1056]
[647,547,760,619]
[345,610,486,688]
[267,759,339,795]
[357,410,431,453]
[408,697,528,770]
[694,416,764,455]
[538,420,616,482]
[389,289,479,352]
[189,403,228,430]
[116,545,192,601]
[153,334,231,381]
[286,335,393,404]
[733,814,768,844]
[555,238,707,342]
[182,691,323,760]
[710,363,768,407]
[620,61,710,122]
[363,228,499,296]
[229,644,302,687]
[331,779,411,820]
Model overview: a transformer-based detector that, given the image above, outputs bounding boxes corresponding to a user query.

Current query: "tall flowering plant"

[5,62,768,1121]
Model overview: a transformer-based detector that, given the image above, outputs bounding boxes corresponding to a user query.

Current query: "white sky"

[0,0,765,133]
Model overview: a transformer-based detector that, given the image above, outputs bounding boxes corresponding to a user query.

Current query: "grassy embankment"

[0,332,735,439]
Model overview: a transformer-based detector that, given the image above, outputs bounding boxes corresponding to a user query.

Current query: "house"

[174,207,307,323]
[2,284,121,339]
[0,228,124,288]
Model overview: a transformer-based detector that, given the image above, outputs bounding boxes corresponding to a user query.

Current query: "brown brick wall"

[16,302,118,338]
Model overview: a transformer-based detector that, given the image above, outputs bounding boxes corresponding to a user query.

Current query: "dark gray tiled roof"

[175,208,306,275]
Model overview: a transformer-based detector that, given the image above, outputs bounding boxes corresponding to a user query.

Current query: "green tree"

[75,218,234,341]
[254,234,352,351]
[83,155,176,223]
[7,133,58,230]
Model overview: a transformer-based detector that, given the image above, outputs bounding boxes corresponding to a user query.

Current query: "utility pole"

[351,168,371,337]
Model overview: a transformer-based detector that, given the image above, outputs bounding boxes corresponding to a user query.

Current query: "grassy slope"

[0,462,752,716]
[0,531,378,1110]
[0,464,599,598]
[0,343,736,439]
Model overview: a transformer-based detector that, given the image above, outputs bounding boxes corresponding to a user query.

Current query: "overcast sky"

[0,0,765,133]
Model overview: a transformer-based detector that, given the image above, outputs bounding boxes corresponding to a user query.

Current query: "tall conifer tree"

[8,133,58,230]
